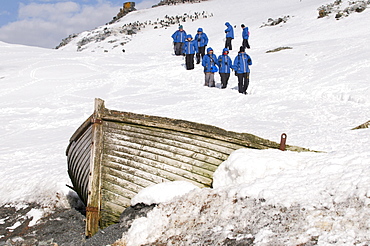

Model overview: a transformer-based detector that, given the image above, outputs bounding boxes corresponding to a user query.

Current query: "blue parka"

[242,27,249,40]
[172,29,187,43]
[217,48,233,74]
[225,22,234,39]
[182,35,198,55]
[202,48,218,72]
[194,28,209,47]
[233,52,252,74]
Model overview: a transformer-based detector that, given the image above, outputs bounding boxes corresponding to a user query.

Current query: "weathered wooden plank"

[66,141,78,170]
[101,190,131,208]
[101,110,276,149]
[106,121,242,155]
[77,157,91,203]
[67,127,92,170]
[67,125,92,204]
[100,200,130,227]
[102,164,156,189]
[67,140,86,175]
[101,109,312,152]
[107,141,218,177]
[105,133,220,173]
[106,131,223,171]
[101,189,132,211]
[106,144,214,182]
[73,148,91,189]
[100,187,132,227]
[85,99,104,238]
[103,155,172,184]
[105,127,226,168]
[105,150,195,183]
[105,121,238,155]
[102,171,147,194]
[100,187,135,206]
[68,142,89,177]
[68,116,93,144]
[107,148,213,186]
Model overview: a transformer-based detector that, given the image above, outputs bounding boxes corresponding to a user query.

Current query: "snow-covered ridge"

[56,2,213,52]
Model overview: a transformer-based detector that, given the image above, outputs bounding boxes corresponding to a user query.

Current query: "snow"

[131,181,200,206]
[1,0,370,244]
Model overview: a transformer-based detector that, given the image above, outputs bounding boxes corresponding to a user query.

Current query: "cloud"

[0,1,120,48]
[18,2,81,20]
[0,10,11,17]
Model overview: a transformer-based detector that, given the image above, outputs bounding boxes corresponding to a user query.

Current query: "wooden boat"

[66,98,310,237]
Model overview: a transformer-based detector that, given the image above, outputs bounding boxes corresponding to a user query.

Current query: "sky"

[0,0,158,48]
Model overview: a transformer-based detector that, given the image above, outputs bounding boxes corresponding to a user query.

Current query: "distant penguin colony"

[153,0,207,7]
[120,11,213,34]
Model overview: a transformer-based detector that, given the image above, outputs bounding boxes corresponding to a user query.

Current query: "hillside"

[1,0,370,245]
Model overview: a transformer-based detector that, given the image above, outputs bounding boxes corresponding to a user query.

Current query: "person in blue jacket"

[241,24,250,49]
[171,25,187,56]
[232,46,252,94]
[224,22,234,50]
[202,47,218,87]
[182,34,198,70]
[194,27,209,64]
[217,48,233,89]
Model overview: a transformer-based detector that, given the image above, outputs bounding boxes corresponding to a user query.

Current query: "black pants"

[174,42,184,56]
[196,46,206,64]
[225,37,233,50]
[185,54,195,70]
[237,72,250,94]
[242,39,250,49]
[220,73,230,89]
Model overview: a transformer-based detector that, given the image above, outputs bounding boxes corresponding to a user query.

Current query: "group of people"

[171,22,252,95]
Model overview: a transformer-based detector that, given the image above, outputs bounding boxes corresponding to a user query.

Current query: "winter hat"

[179,25,183,29]
[239,46,245,53]
[187,34,193,39]
[207,47,213,53]
[241,24,245,28]
[197,27,203,32]
[225,22,230,26]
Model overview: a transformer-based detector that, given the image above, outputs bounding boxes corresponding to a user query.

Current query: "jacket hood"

[197,28,203,32]
[186,34,193,39]
[223,48,229,53]
[207,47,213,53]
[225,22,230,26]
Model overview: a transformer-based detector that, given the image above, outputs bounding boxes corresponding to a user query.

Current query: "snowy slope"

[1,0,370,244]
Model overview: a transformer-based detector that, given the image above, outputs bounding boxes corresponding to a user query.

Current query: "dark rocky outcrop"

[317,0,369,19]
[352,120,370,130]
[266,47,293,53]
[260,16,291,27]
[55,33,78,49]
[109,2,136,24]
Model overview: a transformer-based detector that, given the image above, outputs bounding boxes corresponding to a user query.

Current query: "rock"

[0,204,85,246]
[119,203,157,231]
